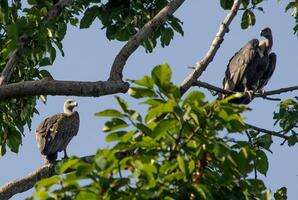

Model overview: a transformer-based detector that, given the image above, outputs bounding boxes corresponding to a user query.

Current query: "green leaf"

[80,6,100,29]
[220,0,234,10]
[76,191,98,200]
[151,64,172,88]
[39,70,53,79]
[146,99,177,122]
[274,187,287,200]
[151,119,177,139]
[193,184,215,200]
[161,28,174,47]
[115,96,129,113]
[37,176,61,189]
[7,128,22,153]
[95,109,123,117]
[241,10,256,29]
[287,134,297,146]
[169,18,184,36]
[105,131,135,142]
[131,75,155,89]
[177,154,187,176]
[256,150,268,175]
[59,158,80,173]
[103,118,128,132]
[128,87,157,99]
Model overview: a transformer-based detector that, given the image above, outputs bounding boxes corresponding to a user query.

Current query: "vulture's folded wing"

[35,112,79,155]
[223,39,259,92]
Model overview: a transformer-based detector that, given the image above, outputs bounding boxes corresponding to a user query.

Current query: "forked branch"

[109,0,186,81]
[180,0,242,94]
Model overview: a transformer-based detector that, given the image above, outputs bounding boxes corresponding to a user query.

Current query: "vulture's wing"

[258,52,276,89]
[35,111,80,155]
[223,39,259,92]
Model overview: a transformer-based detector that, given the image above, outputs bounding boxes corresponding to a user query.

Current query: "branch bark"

[108,0,186,81]
[0,165,56,200]
[193,80,298,101]
[0,79,129,100]
[246,123,289,140]
[0,155,93,200]
[180,0,242,94]
[0,0,74,85]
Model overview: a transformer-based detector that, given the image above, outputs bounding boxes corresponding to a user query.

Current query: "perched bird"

[221,27,276,104]
[35,99,80,164]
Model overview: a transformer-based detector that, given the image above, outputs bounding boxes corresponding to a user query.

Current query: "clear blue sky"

[1,1,298,199]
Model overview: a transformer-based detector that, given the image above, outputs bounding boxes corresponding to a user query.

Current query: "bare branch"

[246,123,289,140]
[193,80,232,95]
[0,0,74,85]
[109,0,186,81]
[0,155,93,200]
[180,0,242,94]
[193,80,298,101]
[262,86,298,96]
[0,79,129,100]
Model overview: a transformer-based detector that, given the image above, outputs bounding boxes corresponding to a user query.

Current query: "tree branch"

[0,0,74,85]
[0,79,129,100]
[109,0,186,81]
[180,0,242,94]
[0,155,93,200]
[246,123,289,140]
[193,80,298,101]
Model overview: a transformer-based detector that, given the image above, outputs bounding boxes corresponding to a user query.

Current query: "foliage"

[273,98,298,146]
[0,0,297,157]
[0,0,183,156]
[30,64,286,199]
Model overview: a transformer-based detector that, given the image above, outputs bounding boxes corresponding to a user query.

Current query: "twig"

[193,80,298,101]
[0,155,93,200]
[0,0,74,85]
[180,0,242,94]
[0,79,129,100]
[245,123,289,140]
[109,0,186,81]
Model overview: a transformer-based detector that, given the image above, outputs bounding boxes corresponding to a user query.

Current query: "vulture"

[35,99,80,164]
[222,27,276,104]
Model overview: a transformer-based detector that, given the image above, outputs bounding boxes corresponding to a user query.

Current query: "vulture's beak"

[260,30,264,37]
[73,101,78,107]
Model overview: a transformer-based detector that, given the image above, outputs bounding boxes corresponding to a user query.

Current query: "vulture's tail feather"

[44,153,58,164]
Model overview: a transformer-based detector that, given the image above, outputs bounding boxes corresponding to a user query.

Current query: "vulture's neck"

[64,108,74,116]
[261,35,273,53]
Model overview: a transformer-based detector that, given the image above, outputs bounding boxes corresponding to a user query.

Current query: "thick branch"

[0,165,55,200]
[0,0,73,85]
[109,0,186,81]
[180,0,242,94]
[0,156,93,200]
[0,79,129,100]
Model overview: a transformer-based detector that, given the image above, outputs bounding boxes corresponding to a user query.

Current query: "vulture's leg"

[63,149,69,159]
[244,87,254,101]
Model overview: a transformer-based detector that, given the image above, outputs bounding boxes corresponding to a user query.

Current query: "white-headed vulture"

[35,99,80,164]
[222,27,276,104]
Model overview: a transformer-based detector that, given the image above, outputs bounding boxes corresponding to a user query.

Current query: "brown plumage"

[35,99,80,164]
[222,27,276,104]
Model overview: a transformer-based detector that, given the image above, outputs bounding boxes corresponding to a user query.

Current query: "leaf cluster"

[30,64,285,200]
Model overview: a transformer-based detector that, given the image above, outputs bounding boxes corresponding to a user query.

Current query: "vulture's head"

[64,99,78,114]
[260,27,272,38]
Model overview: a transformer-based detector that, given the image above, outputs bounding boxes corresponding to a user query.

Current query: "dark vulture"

[222,27,276,104]
[35,99,80,164]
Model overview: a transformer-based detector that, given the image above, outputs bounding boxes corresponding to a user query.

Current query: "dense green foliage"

[29,64,288,199]
[1,0,298,199]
